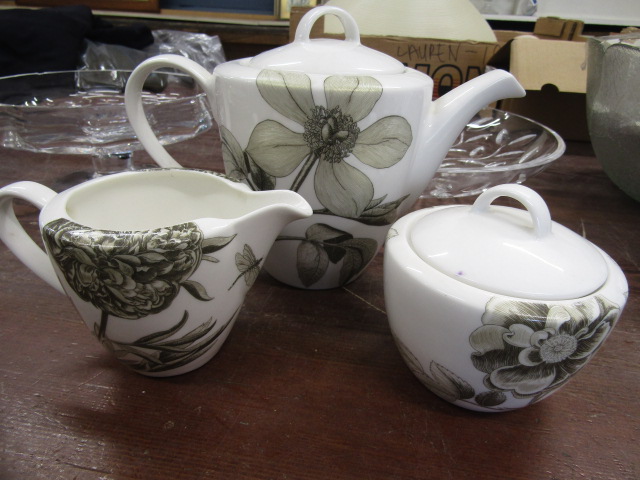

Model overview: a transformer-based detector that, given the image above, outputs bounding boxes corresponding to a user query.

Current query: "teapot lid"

[409,185,609,300]
[247,6,406,75]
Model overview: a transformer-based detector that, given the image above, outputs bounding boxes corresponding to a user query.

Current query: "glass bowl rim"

[0,69,204,106]
[438,108,566,174]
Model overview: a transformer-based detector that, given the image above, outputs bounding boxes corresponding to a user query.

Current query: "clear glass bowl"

[0,70,212,177]
[423,108,565,198]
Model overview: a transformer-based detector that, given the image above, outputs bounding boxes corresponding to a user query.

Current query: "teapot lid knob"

[247,6,406,75]
[295,6,361,46]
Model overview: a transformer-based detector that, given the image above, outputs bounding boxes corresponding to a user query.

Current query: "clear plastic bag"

[82,29,227,72]
[145,30,226,73]
[79,29,226,91]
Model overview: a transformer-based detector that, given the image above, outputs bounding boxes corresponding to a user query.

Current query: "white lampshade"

[323,0,497,42]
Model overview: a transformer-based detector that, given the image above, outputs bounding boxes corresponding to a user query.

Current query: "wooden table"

[0,130,638,480]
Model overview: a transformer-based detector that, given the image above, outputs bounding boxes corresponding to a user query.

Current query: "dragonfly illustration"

[228,244,263,290]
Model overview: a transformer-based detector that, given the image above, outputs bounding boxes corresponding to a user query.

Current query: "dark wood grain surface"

[0,130,638,480]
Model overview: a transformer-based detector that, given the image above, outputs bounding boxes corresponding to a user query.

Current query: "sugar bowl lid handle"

[294,6,361,45]
[470,184,552,238]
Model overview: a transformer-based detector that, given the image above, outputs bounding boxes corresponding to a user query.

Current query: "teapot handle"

[0,182,64,293]
[471,184,552,238]
[125,54,216,169]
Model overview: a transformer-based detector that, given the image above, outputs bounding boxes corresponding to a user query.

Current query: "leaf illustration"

[365,195,386,210]
[157,323,218,362]
[104,306,240,373]
[115,343,163,365]
[429,361,475,401]
[182,280,214,301]
[155,320,216,348]
[202,234,237,254]
[151,318,229,372]
[202,256,220,263]
[305,223,353,264]
[294,223,378,287]
[386,228,399,241]
[133,310,189,345]
[220,125,247,181]
[304,223,352,244]
[152,316,233,372]
[312,194,409,227]
[245,152,276,191]
[297,241,329,287]
[356,194,410,226]
[392,335,424,375]
[475,390,507,408]
[394,335,479,406]
[338,238,378,286]
[395,337,475,402]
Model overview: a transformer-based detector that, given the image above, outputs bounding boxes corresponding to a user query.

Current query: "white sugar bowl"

[384,184,628,411]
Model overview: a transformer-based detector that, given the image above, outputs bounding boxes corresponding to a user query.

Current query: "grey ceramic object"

[586,34,640,202]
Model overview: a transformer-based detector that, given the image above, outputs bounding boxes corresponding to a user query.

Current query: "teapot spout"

[432,69,525,151]
[412,70,525,198]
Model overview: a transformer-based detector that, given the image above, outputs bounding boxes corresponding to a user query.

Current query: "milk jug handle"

[0,182,64,293]
[125,54,215,169]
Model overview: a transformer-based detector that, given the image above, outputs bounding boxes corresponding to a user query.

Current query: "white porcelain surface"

[249,6,406,75]
[410,184,608,300]
[0,169,311,376]
[384,184,628,411]
[125,5,525,289]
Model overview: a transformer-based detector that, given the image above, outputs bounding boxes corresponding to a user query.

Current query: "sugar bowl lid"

[409,184,609,300]
[247,6,406,75]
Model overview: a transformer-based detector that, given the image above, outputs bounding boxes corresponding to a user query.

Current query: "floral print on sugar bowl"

[42,218,251,373]
[470,296,621,407]
[397,295,622,411]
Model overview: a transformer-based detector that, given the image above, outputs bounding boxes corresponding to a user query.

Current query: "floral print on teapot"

[221,70,412,287]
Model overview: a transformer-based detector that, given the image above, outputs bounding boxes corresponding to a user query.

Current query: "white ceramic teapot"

[0,169,311,376]
[125,6,525,289]
[384,184,628,411]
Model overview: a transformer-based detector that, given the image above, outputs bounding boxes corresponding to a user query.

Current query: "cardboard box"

[532,16,585,41]
[289,7,503,98]
[489,32,588,141]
